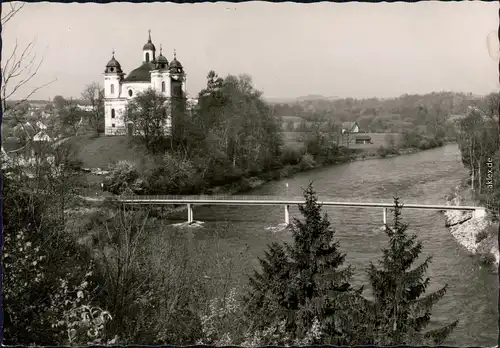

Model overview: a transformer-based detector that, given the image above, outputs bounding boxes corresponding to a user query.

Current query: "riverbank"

[443,181,499,269]
[202,145,431,196]
[75,144,446,221]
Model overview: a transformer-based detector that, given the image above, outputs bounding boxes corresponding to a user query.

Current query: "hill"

[67,135,149,170]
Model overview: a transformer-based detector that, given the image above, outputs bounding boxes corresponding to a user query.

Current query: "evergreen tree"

[244,183,365,345]
[366,197,458,345]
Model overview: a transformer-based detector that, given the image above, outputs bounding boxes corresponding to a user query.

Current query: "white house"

[103,31,187,136]
[33,131,51,142]
[36,121,48,130]
[77,104,93,112]
[341,121,360,134]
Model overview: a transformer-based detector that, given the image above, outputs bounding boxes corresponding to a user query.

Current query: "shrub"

[376,146,389,158]
[143,153,200,194]
[475,229,489,244]
[298,153,316,171]
[103,160,142,195]
[281,146,302,166]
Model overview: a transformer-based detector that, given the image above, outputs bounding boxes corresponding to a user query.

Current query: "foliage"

[103,160,143,195]
[85,208,241,344]
[244,183,364,345]
[124,88,172,153]
[2,159,110,345]
[376,145,399,158]
[193,71,283,175]
[365,198,458,345]
[298,153,316,171]
[198,288,246,346]
[81,82,105,135]
[142,151,199,194]
[57,98,88,136]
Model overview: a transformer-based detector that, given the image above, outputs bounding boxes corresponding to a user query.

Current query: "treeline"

[455,92,500,212]
[273,91,479,140]
[3,154,459,346]
[103,71,359,196]
[2,83,105,142]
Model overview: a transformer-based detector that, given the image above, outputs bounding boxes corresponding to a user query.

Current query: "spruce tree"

[366,197,458,345]
[244,183,365,345]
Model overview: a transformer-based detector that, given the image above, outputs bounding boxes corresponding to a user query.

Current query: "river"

[166,144,497,346]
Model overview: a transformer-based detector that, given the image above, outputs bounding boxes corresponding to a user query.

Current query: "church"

[103,31,187,136]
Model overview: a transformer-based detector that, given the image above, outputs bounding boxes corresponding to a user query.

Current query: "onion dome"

[169,49,184,73]
[155,45,169,70]
[105,51,123,73]
[143,30,156,51]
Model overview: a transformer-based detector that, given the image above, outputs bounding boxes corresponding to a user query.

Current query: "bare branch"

[1,2,25,26]
[2,36,55,111]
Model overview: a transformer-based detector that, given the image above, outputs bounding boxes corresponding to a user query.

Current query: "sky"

[3,1,499,101]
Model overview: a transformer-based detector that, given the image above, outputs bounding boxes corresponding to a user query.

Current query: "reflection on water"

[167,145,497,346]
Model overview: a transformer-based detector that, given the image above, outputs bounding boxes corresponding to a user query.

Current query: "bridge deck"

[117,195,482,211]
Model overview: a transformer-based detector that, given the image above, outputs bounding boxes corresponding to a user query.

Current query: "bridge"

[112,195,487,225]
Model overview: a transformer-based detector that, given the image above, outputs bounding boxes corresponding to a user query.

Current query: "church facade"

[103,31,187,136]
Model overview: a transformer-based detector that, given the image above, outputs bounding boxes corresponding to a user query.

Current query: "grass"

[282,131,304,150]
[68,134,149,170]
[281,131,402,151]
[349,132,402,150]
[70,130,401,172]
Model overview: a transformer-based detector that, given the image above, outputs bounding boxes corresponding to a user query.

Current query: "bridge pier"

[383,208,387,226]
[284,205,290,225]
[187,204,194,223]
[473,208,486,219]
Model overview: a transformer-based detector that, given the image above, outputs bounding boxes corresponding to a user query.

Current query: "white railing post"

[187,203,193,223]
[383,207,387,225]
[473,208,486,219]
[285,205,290,225]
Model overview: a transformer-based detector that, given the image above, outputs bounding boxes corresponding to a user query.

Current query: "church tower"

[104,51,126,135]
[169,49,187,140]
[151,45,171,97]
[104,51,123,99]
[169,49,186,100]
[143,30,156,63]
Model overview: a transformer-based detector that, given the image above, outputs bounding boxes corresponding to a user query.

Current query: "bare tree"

[81,82,105,135]
[1,2,56,111]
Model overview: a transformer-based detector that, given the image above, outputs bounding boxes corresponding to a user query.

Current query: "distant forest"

[270,92,482,135]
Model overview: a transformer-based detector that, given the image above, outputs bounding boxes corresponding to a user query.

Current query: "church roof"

[123,62,155,82]
[106,56,121,68]
[143,41,156,51]
[105,53,123,74]
[143,31,156,51]
[169,57,183,69]
[156,54,168,63]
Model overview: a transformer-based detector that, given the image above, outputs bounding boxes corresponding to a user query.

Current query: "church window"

[146,52,150,62]
[112,123,115,128]
[128,89,133,97]
[111,109,115,118]
[161,64,165,69]
[162,81,165,92]
[110,68,114,72]
[110,84,114,94]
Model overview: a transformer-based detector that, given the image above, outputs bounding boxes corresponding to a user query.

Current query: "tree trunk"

[478,159,482,194]
[470,144,475,191]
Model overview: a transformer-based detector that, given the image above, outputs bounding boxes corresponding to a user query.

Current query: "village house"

[354,134,372,144]
[340,121,372,146]
[341,121,360,134]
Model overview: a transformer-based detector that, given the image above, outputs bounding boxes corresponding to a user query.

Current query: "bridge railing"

[119,194,309,201]
[117,195,480,209]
